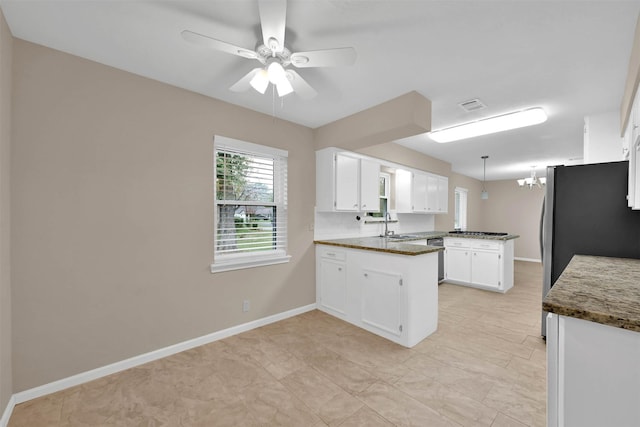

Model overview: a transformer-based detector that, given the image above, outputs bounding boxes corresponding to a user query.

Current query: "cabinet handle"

[338,267,342,271]
[326,252,335,257]
[362,204,367,208]
[364,273,368,278]
[353,204,358,208]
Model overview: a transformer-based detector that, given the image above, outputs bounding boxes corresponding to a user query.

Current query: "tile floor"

[9,261,545,426]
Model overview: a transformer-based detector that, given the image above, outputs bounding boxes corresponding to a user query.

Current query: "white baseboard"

[515,257,541,263]
[13,303,317,405]
[1,395,15,427]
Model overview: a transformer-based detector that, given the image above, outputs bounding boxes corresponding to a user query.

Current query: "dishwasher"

[427,237,444,283]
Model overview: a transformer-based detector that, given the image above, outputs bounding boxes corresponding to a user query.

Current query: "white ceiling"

[1,0,639,181]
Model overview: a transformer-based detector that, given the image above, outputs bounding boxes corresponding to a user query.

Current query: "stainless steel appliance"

[540,161,640,337]
[427,237,444,282]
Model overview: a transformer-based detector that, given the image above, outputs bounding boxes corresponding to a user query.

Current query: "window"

[367,172,391,218]
[454,187,468,230]
[211,136,290,273]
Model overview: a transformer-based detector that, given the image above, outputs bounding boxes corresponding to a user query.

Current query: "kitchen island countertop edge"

[543,255,640,332]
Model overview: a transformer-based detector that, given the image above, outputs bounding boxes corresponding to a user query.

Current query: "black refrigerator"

[540,161,640,337]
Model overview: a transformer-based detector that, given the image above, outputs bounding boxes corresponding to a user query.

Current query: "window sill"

[210,254,292,273]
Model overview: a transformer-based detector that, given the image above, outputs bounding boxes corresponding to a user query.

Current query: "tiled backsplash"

[314,209,435,240]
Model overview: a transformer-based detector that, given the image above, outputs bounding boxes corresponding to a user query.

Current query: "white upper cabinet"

[359,158,382,212]
[427,175,448,213]
[316,148,381,212]
[396,169,448,214]
[412,172,429,212]
[316,147,448,214]
[334,154,360,210]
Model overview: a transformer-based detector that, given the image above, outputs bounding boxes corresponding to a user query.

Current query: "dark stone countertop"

[314,236,444,256]
[543,255,640,332]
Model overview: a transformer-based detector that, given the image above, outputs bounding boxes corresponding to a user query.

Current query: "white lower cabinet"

[316,244,439,347]
[444,238,514,292]
[471,250,501,288]
[444,247,471,283]
[317,252,347,317]
[361,270,403,337]
[547,313,640,427]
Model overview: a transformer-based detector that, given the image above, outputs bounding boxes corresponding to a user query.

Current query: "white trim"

[13,303,316,405]
[211,254,291,273]
[1,395,15,427]
[214,135,288,158]
[515,257,541,263]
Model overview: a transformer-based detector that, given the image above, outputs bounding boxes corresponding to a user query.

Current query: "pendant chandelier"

[517,168,546,189]
[481,155,489,200]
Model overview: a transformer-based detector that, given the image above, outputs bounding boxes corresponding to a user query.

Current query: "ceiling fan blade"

[290,47,357,68]
[181,30,257,59]
[230,68,263,92]
[286,70,317,99]
[258,0,287,53]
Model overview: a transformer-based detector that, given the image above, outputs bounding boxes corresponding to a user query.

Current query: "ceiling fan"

[181,0,356,99]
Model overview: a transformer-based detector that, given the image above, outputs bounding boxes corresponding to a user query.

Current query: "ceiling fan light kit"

[429,107,548,143]
[181,0,356,100]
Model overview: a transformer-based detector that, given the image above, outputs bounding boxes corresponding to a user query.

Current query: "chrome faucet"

[384,211,393,237]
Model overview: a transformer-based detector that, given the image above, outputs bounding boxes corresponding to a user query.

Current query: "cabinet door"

[412,173,428,212]
[360,159,380,212]
[471,250,501,289]
[361,269,403,337]
[395,169,413,213]
[445,248,471,283]
[426,175,439,212]
[437,176,448,213]
[335,154,360,211]
[319,259,347,316]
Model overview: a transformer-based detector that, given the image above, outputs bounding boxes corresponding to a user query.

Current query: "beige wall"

[481,180,545,261]
[0,7,11,412]
[315,92,431,151]
[447,172,485,232]
[11,40,316,391]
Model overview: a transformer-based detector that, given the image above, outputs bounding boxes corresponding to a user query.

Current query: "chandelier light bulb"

[276,78,294,97]
[249,69,269,94]
[267,62,287,85]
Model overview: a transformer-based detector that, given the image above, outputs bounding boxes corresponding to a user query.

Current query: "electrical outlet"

[242,300,250,312]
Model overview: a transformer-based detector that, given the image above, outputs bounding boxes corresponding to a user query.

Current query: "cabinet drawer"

[471,241,501,251]
[444,238,471,248]
[318,246,346,261]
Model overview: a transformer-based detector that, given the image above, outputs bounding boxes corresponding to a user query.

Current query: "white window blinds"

[212,136,289,272]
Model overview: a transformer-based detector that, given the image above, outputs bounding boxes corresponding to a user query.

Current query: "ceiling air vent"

[458,98,486,112]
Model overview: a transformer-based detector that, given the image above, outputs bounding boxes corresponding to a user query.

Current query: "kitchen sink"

[448,230,508,236]
[381,234,418,239]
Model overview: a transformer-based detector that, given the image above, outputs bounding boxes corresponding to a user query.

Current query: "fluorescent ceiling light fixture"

[429,107,547,143]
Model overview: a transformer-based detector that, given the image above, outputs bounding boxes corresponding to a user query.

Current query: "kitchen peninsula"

[314,230,520,347]
[314,235,443,348]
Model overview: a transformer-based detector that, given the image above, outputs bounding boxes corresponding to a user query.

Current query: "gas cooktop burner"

[448,231,509,236]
